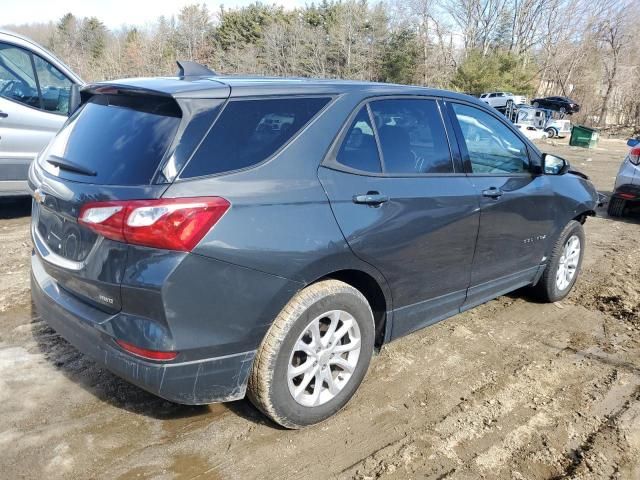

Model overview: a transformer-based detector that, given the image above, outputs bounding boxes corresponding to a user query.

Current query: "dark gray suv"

[30,69,598,428]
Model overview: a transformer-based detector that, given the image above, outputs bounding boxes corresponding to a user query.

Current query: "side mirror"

[627,138,639,148]
[542,153,570,175]
[68,84,81,116]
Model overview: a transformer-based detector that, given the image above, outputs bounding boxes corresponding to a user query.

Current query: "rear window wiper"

[45,155,97,176]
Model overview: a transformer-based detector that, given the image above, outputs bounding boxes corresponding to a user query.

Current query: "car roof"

[85,74,483,104]
[0,28,44,50]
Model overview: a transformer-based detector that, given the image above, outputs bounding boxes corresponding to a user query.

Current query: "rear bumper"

[612,183,640,201]
[31,251,256,404]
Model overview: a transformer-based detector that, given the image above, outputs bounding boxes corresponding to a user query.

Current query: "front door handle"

[482,187,503,199]
[0,111,7,118]
[353,191,389,206]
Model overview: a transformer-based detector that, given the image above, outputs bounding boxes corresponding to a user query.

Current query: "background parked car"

[514,123,548,140]
[0,29,82,197]
[531,96,580,114]
[479,92,527,108]
[608,137,640,217]
[545,119,572,138]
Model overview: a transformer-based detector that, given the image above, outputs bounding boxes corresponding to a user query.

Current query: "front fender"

[544,173,598,255]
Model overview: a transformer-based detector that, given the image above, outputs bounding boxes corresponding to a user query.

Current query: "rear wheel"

[533,220,584,302]
[607,197,626,218]
[247,279,375,429]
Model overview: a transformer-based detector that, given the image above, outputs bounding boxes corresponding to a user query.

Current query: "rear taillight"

[618,192,636,200]
[629,147,640,165]
[79,197,230,251]
[116,340,178,361]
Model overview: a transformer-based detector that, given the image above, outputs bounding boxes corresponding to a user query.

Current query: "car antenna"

[176,60,216,77]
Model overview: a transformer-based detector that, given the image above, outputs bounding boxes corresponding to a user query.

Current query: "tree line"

[6,0,639,128]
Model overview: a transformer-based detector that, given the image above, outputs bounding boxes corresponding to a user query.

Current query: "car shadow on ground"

[29,302,278,426]
[0,197,31,219]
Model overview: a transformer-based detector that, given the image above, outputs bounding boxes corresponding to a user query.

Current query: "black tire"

[533,220,585,303]
[533,101,539,108]
[247,279,375,429]
[545,127,556,138]
[607,197,626,218]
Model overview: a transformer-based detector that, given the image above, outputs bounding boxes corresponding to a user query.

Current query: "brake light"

[79,197,230,251]
[629,147,640,165]
[618,193,636,200]
[116,340,178,361]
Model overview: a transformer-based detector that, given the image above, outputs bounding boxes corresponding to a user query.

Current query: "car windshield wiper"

[45,155,97,176]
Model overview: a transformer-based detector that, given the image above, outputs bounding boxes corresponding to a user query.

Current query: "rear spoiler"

[73,62,227,114]
[70,83,173,117]
[80,83,174,102]
[77,84,183,119]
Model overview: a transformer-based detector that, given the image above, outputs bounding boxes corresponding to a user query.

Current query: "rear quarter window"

[180,97,331,178]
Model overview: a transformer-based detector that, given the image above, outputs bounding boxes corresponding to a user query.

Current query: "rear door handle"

[0,111,7,118]
[482,187,503,199]
[353,192,389,206]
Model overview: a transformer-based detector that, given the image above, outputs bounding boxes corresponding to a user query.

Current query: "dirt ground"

[0,138,639,480]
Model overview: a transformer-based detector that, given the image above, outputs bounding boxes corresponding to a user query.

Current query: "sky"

[2,0,307,28]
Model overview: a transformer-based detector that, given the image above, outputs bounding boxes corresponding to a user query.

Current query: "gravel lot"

[0,138,639,480]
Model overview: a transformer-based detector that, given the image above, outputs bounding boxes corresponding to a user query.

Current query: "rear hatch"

[30,82,229,312]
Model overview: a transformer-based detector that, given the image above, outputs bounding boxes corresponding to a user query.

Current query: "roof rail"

[176,60,216,77]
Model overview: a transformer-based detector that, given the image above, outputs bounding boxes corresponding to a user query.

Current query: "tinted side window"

[33,55,73,114]
[182,97,330,178]
[452,103,529,174]
[0,43,39,109]
[370,99,453,174]
[336,106,381,173]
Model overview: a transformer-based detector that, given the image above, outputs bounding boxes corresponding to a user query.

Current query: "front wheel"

[247,279,375,429]
[533,220,585,302]
[545,127,556,138]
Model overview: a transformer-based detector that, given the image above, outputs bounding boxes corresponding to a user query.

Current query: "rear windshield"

[180,96,331,178]
[40,94,181,185]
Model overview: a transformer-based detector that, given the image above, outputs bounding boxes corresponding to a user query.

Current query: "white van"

[0,29,82,196]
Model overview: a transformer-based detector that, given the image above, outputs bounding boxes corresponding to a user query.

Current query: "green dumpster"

[569,125,599,148]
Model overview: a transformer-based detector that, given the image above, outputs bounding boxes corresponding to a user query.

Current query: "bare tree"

[444,0,510,55]
[175,4,213,63]
[595,2,631,126]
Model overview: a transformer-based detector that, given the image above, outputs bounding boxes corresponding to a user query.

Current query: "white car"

[480,92,527,108]
[0,29,83,196]
[514,123,548,140]
[545,119,572,138]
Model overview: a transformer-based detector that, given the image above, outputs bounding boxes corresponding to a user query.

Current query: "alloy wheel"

[556,235,580,291]
[287,310,361,407]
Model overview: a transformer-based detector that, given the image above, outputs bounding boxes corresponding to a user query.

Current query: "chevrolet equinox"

[30,64,598,428]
